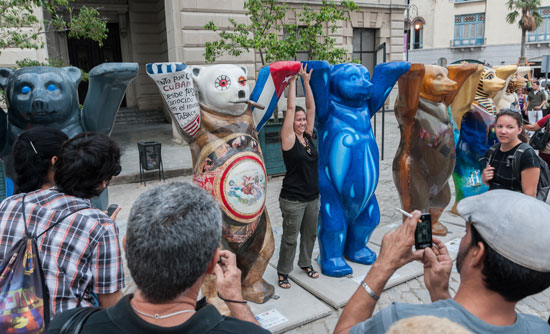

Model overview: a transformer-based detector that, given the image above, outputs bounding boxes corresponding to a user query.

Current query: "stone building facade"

[408,0,550,71]
[1,0,408,116]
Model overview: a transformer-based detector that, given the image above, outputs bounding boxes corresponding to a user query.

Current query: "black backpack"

[487,143,550,202]
[529,117,550,150]
[0,196,85,333]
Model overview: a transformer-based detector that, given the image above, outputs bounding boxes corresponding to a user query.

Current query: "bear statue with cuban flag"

[147,61,301,305]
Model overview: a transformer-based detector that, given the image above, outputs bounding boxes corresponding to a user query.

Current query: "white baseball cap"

[457,190,550,272]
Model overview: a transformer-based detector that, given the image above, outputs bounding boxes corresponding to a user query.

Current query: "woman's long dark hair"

[495,108,528,143]
[12,127,68,193]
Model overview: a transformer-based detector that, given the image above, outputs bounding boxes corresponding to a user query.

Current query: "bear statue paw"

[241,279,275,304]
[317,255,353,277]
[89,63,139,80]
[344,245,377,265]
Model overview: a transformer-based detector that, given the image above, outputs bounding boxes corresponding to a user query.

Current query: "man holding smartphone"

[335,190,550,334]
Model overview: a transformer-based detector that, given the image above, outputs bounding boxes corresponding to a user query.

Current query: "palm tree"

[506,0,543,62]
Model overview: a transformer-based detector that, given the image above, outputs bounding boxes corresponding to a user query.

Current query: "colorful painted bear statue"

[393,64,477,236]
[304,61,410,277]
[0,63,138,206]
[451,66,506,212]
[147,61,301,302]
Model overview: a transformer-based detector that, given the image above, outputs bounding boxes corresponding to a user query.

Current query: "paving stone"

[406,279,421,290]
[412,289,432,304]
[522,296,547,314]
[402,291,421,304]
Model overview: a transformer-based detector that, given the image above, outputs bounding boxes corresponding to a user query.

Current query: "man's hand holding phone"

[213,250,243,302]
[378,210,425,272]
[422,237,453,302]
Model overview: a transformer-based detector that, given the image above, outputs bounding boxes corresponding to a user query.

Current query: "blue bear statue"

[305,61,410,277]
[0,63,138,206]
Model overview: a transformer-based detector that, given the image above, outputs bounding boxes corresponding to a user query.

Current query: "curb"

[110,167,194,185]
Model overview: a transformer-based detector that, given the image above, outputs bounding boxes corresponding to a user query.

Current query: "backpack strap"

[21,195,88,240]
[511,143,532,183]
[486,143,500,166]
[60,307,102,334]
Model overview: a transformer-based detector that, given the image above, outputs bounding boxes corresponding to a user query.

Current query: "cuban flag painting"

[250,61,301,131]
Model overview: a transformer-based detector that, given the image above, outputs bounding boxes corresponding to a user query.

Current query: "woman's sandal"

[300,265,319,279]
[278,273,291,289]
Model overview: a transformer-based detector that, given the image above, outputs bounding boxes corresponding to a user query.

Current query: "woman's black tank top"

[280,133,319,202]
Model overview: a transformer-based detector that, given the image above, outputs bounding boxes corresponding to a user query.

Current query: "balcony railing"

[451,37,485,47]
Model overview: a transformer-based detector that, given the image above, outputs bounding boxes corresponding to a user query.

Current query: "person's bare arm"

[98,290,123,308]
[524,122,542,131]
[214,250,260,325]
[334,211,424,334]
[521,167,540,198]
[300,64,315,136]
[281,77,297,151]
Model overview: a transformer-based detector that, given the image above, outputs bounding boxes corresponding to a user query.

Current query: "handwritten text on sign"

[148,64,201,138]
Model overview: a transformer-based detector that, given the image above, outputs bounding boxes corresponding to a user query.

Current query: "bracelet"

[217,292,247,304]
[360,281,380,301]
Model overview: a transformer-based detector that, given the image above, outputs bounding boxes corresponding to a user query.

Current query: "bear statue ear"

[0,68,14,92]
[192,66,201,78]
[62,66,82,86]
[240,66,248,76]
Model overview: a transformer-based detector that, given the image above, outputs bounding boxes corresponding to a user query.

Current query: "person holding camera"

[48,182,268,333]
[334,190,550,334]
[481,109,540,198]
[277,63,320,289]
[525,113,550,165]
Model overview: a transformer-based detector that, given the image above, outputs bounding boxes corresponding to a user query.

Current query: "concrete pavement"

[108,113,550,333]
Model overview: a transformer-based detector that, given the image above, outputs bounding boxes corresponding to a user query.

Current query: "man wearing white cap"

[335,189,550,333]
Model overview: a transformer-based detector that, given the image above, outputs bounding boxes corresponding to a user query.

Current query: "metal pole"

[373,112,377,137]
[381,106,385,160]
[406,0,410,62]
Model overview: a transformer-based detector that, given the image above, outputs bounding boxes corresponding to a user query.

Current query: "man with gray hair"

[335,189,550,333]
[48,182,269,333]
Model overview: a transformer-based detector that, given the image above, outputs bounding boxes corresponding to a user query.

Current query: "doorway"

[67,22,125,106]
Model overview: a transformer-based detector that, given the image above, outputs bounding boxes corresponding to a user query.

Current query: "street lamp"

[404,2,418,61]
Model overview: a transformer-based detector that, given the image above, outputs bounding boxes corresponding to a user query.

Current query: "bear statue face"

[419,65,457,102]
[0,66,81,126]
[329,64,374,107]
[479,67,506,97]
[192,65,250,116]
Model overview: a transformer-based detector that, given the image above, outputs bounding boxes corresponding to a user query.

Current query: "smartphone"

[106,204,119,217]
[415,213,433,250]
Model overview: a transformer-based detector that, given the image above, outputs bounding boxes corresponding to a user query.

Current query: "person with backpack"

[481,109,540,198]
[0,132,125,332]
[525,113,550,165]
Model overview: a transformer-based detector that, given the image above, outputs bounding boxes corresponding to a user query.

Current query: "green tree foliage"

[506,0,542,61]
[204,0,358,65]
[0,0,108,54]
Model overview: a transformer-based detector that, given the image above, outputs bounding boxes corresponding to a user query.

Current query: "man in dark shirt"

[48,182,269,334]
